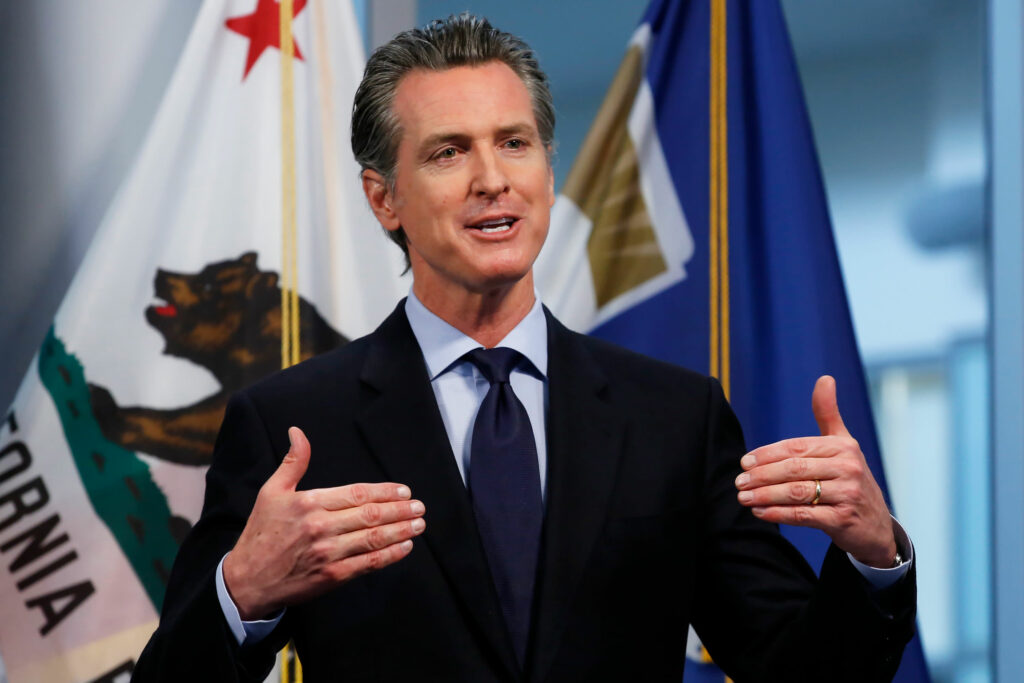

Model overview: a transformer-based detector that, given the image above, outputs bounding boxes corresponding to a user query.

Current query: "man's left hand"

[734,375,898,568]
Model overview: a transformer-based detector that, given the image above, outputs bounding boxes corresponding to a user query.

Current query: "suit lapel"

[529,312,626,683]
[354,304,521,681]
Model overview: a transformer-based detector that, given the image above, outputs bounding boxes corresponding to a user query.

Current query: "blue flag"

[537,0,930,680]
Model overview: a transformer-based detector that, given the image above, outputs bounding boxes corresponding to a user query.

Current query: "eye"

[435,147,458,160]
[505,138,524,150]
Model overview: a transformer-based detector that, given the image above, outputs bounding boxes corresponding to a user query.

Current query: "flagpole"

[710,3,734,681]
[281,0,301,370]
[710,0,730,400]
[279,1,303,680]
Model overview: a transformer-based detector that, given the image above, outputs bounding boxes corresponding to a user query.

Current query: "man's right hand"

[222,426,426,620]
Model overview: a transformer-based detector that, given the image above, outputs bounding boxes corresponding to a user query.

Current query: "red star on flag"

[225,0,308,80]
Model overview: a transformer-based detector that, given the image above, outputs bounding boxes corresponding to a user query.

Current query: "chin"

[472,260,535,291]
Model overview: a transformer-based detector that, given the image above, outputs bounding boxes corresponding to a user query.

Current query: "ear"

[246,271,278,298]
[362,170,402,233]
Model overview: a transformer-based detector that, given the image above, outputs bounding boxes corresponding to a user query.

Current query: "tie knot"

[465,347,523,385]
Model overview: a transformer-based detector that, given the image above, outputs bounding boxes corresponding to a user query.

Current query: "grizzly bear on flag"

[89,252,346,466]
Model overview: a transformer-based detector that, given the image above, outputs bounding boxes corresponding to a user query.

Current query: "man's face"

[366,61,555,299]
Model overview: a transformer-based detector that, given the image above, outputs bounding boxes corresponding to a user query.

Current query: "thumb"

[812,375,851,437]
[268,426,311,491]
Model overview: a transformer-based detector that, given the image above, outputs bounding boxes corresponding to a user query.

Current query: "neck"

[412,273,536,349]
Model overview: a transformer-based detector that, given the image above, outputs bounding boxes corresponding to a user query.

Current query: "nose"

[470,148,510,198]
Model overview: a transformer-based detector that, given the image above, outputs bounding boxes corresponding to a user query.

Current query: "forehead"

[391,61,537,142]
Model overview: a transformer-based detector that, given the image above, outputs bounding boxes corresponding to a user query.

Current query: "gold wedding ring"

[811,479,822,506]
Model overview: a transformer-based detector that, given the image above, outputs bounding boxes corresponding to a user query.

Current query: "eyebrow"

[416,122,539,158]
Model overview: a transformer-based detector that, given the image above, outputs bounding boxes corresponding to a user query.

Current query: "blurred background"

[1,1,1019,681]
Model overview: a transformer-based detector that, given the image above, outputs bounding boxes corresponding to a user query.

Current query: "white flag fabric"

[0,0,407,680]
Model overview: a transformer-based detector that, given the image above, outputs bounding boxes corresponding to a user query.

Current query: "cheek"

[531,222,550,254]
[438,195,458,214]
[411,182,461,221]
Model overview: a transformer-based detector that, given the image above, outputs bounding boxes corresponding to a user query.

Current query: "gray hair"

[351,13,556,263]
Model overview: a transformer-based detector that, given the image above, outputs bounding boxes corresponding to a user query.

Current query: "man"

[133,14,915,682]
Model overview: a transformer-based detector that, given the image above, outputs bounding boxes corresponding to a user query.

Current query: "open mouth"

[152,299,178,317]
[467,216,518,234]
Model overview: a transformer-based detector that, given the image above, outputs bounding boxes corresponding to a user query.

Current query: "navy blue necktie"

[465,347,543,665]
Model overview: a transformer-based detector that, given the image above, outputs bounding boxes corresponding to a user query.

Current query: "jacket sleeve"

[689,377,916,683]
[132,391,291,682]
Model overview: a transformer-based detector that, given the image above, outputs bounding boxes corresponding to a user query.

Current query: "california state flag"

[0,1,406,680]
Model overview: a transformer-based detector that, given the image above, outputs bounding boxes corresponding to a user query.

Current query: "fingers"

[346,517,426,556]
[299,483,426,559]
[330,538,417,580]
[746,503,839,527]
[315,482,413,511]
[735,454,835,491]
[266,426,312,492]
[737,432,862,509]
[741,433,857,469]
[309,516,426,567]
[737,478,846,508]
[812,375,850,438]
[320,498,426,536]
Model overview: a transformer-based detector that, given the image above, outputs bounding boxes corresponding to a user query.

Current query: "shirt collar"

[404,289,548,381]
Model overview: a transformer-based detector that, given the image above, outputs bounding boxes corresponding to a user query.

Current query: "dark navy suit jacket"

[133,302,915,682]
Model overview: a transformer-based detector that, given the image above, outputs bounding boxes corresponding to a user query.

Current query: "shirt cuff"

[846,517,914,591]
[215,554,284,646]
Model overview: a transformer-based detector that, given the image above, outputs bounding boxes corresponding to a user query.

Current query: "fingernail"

[400,540,413,551]
[288,427,297,448]
[411,518,426,532]
[752,507,765,516]
[735,473,749,488]
[410,501,425,514]
[740,454,756,469]
[738,491,753,504]
[396,485,411,499]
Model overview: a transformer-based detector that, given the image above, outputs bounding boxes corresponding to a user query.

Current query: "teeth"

[473,217,515,231]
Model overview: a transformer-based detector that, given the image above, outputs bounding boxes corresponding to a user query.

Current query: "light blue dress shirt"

[216,291,911,645]
[404,290,549,495]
